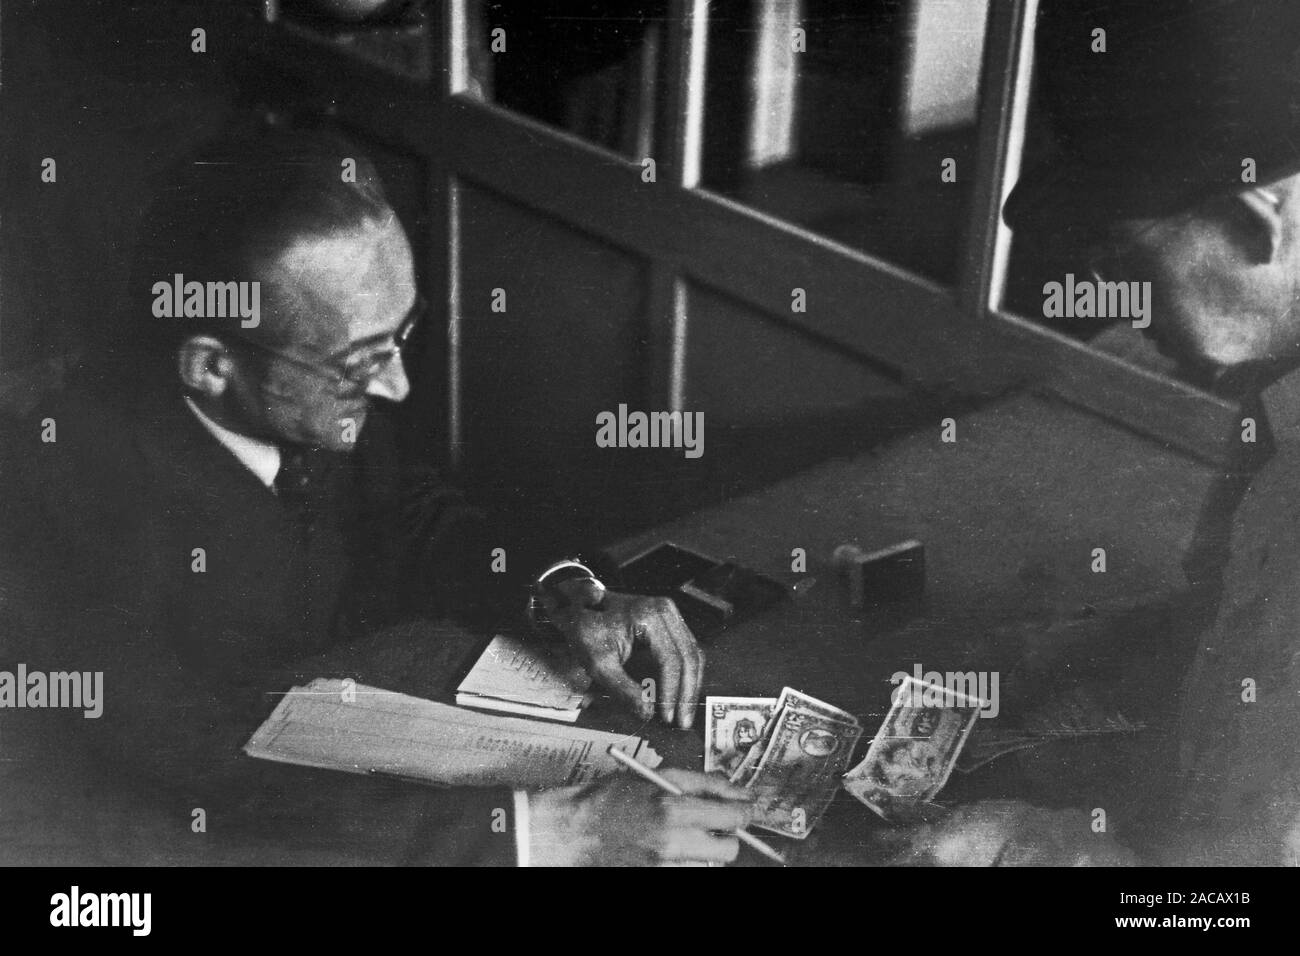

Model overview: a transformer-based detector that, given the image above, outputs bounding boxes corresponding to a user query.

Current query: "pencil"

[606,745,788,865]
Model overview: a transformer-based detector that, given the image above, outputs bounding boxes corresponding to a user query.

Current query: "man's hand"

[545,580,704,728]
[528,769,755,866]
[889,800,1139,866]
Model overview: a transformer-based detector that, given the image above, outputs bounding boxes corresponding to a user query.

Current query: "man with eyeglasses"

[2,121,750,867]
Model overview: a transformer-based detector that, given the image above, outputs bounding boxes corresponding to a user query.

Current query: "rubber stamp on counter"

[830,540,925,609]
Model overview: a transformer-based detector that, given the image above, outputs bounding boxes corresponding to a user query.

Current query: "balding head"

[131,120,399,351]
[130,120,419,451]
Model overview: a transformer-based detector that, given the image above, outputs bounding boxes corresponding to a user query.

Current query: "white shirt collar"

[183,395,281,490]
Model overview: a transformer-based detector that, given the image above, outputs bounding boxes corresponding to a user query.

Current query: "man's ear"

[177,335,235,397]
[1227,186,1285,265]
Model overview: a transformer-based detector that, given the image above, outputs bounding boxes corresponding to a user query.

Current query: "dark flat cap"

[1004,0,1300,237]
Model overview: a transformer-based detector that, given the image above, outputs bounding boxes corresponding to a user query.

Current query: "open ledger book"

[244,678,660,789]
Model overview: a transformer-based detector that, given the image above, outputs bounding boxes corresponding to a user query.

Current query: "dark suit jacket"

[2,383,533,865]
[1172,370,1300,864]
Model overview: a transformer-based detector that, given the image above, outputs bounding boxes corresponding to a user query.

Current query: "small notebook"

[455,634,594,723]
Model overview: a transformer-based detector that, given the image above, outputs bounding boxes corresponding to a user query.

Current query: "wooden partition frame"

[239,0,1241,468]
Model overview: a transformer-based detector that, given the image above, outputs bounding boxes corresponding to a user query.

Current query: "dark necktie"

[274,446,326,519]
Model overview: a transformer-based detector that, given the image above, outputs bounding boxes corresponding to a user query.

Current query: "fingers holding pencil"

[606,746,787,865]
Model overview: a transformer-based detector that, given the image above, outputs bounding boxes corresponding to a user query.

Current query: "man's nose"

[365,353,410,403]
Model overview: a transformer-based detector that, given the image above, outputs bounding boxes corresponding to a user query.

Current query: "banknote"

[725,688,857,787]
[727,723,768,787]
[745,695,863,839]
[774,686,860,730]
[842,674,983,822]
[704,696,777,776]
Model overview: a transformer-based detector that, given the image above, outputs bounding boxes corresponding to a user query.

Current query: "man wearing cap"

[0,123,753,866]
[907,0,1300,866]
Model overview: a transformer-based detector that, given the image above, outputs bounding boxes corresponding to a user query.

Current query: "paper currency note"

[727,726,767,786]
[842,674,983,822]
[745,697,863,839]
[705,696,777,776]
[774,686,860,729]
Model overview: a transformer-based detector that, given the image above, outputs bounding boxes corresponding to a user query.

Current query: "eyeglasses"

[231,294,426,395]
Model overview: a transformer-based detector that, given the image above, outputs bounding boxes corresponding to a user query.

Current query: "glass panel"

[999,5,1200,385]
[696,0,989,284]
[462,0,667,159]
[1000,61,1108,344]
